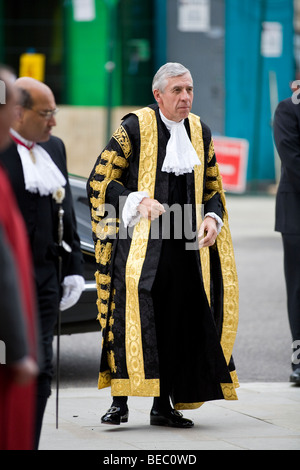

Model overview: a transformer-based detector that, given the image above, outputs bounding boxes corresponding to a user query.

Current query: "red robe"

[0,166,37,450]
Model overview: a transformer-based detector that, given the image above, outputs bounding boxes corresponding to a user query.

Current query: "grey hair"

[152,62,192,92]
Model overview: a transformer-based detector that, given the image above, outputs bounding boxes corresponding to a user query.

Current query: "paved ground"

[39,382,300,451]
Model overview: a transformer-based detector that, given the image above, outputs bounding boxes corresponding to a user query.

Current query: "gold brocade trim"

[95,240,112,266]
[175,402,204,411]
[206,180,220,191]
[92,218,119,239]
[215,163,239,366]
[95,164,123,180]
[112,125,132,160]
[111,378,160,397]
[98,369,160,395]
[91,207,101,221]
[98,370,111,389]
[98,314,106,330]
[206,165,218,178]
[96,298,108,315]
[98,287,110,301]
[90,197,102,211]
[95,271,111,285]
[107,330,113,342]
[106,288,116,342]
[208,138,215,163]
[107,350,117,373]
[230,370,240,389]
[188,113,211,306]
[90,149,127,217]
[90,179,110,217]
[89,178,111,194]
[123,107,160,396]
[101,152,129,169]
[220,382,238,400]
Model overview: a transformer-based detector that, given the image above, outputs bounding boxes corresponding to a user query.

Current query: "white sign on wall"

[73,0,96,22]
[178,0,210,33]
[261,22,283,57]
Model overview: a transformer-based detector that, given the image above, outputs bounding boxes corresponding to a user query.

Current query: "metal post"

[251,0,267,190]
[104,0,119,143]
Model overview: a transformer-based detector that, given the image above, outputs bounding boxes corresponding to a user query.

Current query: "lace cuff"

[122,191,149,227]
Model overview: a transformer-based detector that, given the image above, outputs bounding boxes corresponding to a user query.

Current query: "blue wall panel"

[225,0,294,183]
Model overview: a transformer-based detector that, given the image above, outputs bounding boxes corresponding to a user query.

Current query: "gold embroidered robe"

[87,104,239,409]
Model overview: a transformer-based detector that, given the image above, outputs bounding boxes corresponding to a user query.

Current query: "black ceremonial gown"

[87,104,239,409]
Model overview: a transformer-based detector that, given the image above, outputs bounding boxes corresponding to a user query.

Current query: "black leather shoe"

[290,368,300,385]
[150,408,194,428]
[101,406,129,425]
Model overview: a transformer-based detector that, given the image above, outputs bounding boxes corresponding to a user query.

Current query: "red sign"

[213,136,249,193]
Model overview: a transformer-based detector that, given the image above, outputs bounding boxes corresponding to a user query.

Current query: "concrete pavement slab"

[39,382,300,451]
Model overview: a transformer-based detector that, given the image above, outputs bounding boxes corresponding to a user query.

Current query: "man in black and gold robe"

[87,63,239,428]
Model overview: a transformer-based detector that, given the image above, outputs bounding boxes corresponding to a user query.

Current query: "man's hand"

[198,216,218,248]
[137,197,165,221]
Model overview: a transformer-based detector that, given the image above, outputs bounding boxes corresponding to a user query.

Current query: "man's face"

[153,73,194,122]
[19,88,57,142]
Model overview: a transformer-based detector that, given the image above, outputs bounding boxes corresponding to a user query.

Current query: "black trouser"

[282,234,300,370]
[34,263,60,449]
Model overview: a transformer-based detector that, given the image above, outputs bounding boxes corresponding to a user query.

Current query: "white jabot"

[160,110,200,176]
[10,128,66,196]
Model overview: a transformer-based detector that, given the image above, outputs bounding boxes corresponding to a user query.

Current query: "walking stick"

[56,205,64,429]
[53,187,65,430]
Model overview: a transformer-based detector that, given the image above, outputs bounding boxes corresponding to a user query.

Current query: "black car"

[60,174,99,335]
